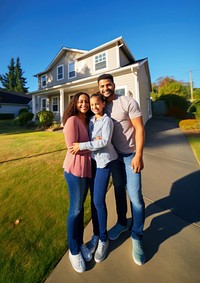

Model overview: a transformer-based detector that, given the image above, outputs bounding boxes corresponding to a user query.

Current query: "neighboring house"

[0,89,32,118]
[31,36,152,124]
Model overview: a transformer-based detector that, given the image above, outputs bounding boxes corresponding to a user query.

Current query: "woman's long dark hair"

[62,92,92,125]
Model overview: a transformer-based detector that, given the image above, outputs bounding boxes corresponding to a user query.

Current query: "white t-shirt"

[105,95,142,154]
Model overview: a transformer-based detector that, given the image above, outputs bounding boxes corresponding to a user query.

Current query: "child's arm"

[69,118,113,154]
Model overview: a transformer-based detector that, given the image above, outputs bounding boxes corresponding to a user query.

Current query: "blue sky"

[1,0,200,92]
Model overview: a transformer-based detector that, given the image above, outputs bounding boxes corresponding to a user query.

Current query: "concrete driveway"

[45,117,200,283]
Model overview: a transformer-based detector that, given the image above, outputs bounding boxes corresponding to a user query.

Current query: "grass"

[178,118,200,164]
[187,137,200,164]
[0,120,92,283]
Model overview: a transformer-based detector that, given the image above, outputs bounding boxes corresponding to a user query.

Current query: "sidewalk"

[45,117,200,283]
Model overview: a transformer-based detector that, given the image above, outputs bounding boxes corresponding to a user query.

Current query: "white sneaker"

[80,244,92,262]
[94,239,109,263]
[69,251,86,273]
[87,235,99,254]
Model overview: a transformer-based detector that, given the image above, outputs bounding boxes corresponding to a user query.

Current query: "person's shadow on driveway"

[144,170,200,262]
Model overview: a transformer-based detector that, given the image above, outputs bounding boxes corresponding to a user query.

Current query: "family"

[62,73,145,273]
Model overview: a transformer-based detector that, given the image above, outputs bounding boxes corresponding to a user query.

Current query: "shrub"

[36,110,54,127]
[187,100,200,120]
[179,119,200,130]
[157,94,188,118]
[19,108,29,116]
[16,112,34,126]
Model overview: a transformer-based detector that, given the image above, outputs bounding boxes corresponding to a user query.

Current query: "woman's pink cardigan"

[63,116,91,178]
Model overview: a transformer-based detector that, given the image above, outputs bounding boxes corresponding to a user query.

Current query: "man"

[98,73,145,265]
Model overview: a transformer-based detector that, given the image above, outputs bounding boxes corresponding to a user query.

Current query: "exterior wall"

[137,63,152,124]
[76,44,120,79]
[112,68,151,125]
[38,52,83,90]
[113,72,136,98]
[0,104,29,117]
[119,48,130,66]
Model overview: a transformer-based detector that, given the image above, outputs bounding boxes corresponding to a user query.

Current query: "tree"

[0,57,29,93]
[159,81,188,98]
[0,58,15,90]
[193,88,200,100]
[15,57,28,93]
[151,76,189,99]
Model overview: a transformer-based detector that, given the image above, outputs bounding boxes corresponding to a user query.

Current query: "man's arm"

[130,116,145,173]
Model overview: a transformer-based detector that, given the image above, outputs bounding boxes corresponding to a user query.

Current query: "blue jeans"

[90,159,118,242]
[120,153,145,240]
[64,171,88,255]
[109,158,127,226]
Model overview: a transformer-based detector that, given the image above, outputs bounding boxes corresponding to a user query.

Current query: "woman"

[62,92,94,273]
[70,93,118,263]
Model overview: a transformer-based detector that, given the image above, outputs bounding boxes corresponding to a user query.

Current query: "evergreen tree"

[0,58,16,90]
[15,57,29,93]
[0,57,29,93]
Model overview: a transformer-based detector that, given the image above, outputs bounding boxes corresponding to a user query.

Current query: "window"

[68,61,76,78]
[41,98,46,111]
[52,96,59,113]
[41,75,47,88]
[94,52,107,71]
[57,65,64,80]
[115,86,127,96]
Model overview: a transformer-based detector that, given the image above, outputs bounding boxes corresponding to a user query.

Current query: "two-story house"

[31,36,152,124]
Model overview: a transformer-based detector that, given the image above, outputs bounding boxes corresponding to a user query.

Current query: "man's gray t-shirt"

[105,95,142,154]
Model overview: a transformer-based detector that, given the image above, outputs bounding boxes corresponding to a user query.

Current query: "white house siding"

[137,63,152,124]
[114,72,136,98]
[119,48,131,66]
[111,69,151,125]
[0,104,29,118]
[38,51,83,90]
[77,56,93,79]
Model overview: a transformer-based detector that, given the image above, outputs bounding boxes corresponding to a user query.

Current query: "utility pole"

[189,70,194,102]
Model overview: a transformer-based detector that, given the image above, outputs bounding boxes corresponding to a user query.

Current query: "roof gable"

[34,36,135,77]
[34,47,88,77]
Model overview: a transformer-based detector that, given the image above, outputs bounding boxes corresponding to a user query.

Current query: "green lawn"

[0,121,92,283]
[187,136,200,164]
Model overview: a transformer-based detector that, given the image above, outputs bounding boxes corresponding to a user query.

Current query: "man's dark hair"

[97,73,114,83]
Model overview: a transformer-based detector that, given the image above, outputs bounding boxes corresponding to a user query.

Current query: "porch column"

[46,97,50,111]
[60,89,64,123]
[32,94,36,120]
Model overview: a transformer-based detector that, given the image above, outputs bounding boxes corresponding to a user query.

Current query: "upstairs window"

[57,65,64,80]
[94,52,107,71]
[68,61,76,78]
[41,98,46,111]
[41,75,47,88]
[52,96,59,113]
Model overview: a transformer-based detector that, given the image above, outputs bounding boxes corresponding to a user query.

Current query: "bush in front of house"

[19,108,29,115]
[36,110,54,127]
[15,111,34,126]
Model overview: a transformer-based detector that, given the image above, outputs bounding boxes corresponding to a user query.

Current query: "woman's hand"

[69,143,80,154]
